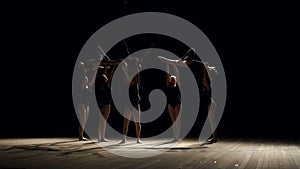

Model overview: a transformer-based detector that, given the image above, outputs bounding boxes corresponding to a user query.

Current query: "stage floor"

[0,138,300,169]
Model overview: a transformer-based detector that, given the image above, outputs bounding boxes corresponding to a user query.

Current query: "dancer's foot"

[98,138,110,142]
[171,138,179,142]
[207,137,217,143]
[119,138,127,144]
[136,139,143,144]
[79,137,88,141]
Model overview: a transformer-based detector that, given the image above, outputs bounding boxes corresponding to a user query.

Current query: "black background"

[1,1,299,139]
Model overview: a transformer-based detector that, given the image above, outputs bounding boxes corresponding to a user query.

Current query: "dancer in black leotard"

[96,67,112,142]
[119,42,155,144]
[77,60,98,141]
[166,64,181,142]
[96,54,123,142]
[167,78,181,109]
[158,48,219,143]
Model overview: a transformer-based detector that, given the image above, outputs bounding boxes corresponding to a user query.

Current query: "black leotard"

[166,85,181,108]
[95,74,111,108]
[97,86,111,108]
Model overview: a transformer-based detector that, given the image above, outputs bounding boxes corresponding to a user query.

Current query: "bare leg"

[120,106,131,144]
[98,104,110,142]
[174,104,181,141]
[168,105,176,141]
[207,100,217,142]
[79,125,85,140]
[132,105,142,143]
[78,104,89,141]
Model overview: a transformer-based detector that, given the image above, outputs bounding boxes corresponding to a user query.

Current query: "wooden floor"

[0,137,299,169]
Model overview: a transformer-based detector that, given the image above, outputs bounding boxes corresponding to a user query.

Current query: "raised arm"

[136,71,141,86]
[121,61,130,83]
[172,64,180,86]
[202,64,210,91]
[166,63,170,87]
[157,55,189,68]
[139,43,155,64]
[100,59,123,66]
[107,65,116,84]
[88,62,100,88]
[179,48,195,65]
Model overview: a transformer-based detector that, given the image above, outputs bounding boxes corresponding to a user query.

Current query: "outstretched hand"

[207,66,219,75]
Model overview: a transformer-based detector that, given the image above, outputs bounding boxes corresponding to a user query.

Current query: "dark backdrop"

[1,1,299,139]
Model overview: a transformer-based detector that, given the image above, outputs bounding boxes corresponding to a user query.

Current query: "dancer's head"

[169,75,177,86]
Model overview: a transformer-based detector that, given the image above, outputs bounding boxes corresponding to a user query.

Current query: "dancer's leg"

[174,104,182,141]
[132,105,142,143]
[98,104,110,142]
[120,106,131,144]
[168,105,176,141]
[207,99,217,142]
[78,103,88,141]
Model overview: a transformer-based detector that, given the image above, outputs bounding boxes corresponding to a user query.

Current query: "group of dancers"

[76,47,218,144]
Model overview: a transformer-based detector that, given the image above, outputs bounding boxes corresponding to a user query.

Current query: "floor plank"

[0,138,299,169]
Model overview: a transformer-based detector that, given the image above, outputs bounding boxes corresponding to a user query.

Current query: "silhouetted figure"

[96,56,123,142]
[119,56,142,144]
[77,60,98,141]
[158,48,219,143]
[119,42,154,144]
[202,62,218,143]
[166,64,181,142]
